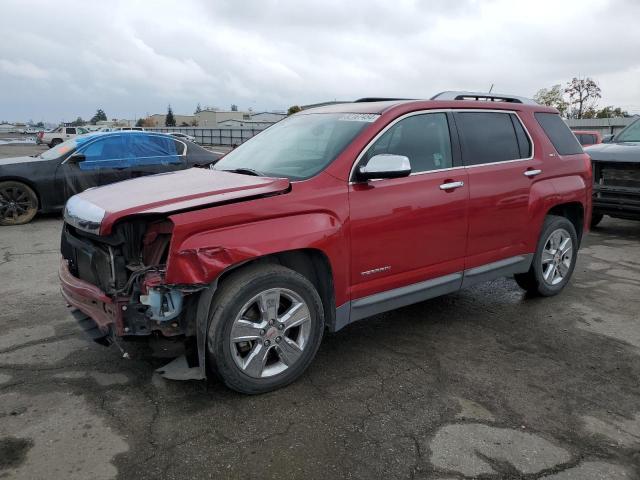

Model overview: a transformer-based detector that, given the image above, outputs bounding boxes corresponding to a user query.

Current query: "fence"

[566,117,637,136]
[145,127,265,146]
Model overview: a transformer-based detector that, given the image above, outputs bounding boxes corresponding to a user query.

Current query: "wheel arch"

[546,201,585,246]
[210,248,336,330]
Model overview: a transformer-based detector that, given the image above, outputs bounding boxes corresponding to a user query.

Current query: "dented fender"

[165,211,348,300]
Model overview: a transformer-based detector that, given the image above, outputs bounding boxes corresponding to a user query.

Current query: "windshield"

[213,113,378,180]
[616,118,640,142]
[38,137,81,160]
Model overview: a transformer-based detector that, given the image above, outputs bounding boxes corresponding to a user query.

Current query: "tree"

[70,117,85,126]
[287,105,302,116]
[564,77,601,119]
[194,103,202,114]
[90,108,107,125]
[165,105,176,127]
[35,121,44,128]
[230,104,238,112]
[533,85,568,117]
[135,118,145,127]
[595,106,629,118]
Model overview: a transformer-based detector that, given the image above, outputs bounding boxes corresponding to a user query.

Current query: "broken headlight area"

[60,218,203,346]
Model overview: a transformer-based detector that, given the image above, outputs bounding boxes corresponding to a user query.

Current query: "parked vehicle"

[0,131,219,225]
[573,130,602,146]
[59,92,591,394]
[37,126,90,147]
[585,117,640,226]
[168,132,196,142]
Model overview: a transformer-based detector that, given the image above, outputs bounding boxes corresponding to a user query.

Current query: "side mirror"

[357,154,411,181]
[67,153,86,164]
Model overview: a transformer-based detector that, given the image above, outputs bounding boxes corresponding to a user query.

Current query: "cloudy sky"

[1,0,639,123]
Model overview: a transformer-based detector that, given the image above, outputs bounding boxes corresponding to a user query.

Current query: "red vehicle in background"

[573,130,602,146]
[60,92,592,394]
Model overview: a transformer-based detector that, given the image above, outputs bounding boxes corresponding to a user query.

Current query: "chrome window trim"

[349,108,535,183]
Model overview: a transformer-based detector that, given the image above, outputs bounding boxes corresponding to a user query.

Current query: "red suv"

[60,92,592,393]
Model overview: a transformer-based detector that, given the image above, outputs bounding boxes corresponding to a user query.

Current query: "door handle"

[439,181,464,190]
[524,169,542,177]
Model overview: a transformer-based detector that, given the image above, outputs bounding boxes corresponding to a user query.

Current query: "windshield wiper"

[222,168,263,177]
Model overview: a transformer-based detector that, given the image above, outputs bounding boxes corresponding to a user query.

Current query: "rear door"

[454,110,540,270]
[123,134,187,178]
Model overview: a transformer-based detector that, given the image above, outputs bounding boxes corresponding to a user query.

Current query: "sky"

[1,0,639,123]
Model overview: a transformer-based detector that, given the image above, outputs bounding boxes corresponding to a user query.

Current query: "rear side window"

[455,112,529,165]
[535,113,583,155]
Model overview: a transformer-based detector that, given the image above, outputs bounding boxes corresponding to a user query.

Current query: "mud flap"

[155,355,205,381]
[194,282,217,380]
[70,308,112,346]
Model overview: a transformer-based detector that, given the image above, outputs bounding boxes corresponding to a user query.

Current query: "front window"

[616,119,640,142]
[213,113,378,180]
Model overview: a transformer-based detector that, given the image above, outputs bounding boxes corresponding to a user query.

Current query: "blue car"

[0,131,220,225]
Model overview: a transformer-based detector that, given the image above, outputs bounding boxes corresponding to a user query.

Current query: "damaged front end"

[60,215,205,376]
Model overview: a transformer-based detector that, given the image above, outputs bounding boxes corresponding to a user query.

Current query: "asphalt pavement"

[0,142,639,479]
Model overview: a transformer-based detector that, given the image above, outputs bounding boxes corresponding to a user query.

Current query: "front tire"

[207,264,324,394]
[514,215,578,297]
[0,181,39,226]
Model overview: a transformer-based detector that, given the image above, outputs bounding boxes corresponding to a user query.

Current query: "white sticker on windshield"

[338,113,379,122]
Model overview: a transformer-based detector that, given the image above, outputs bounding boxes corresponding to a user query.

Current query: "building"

[249,112,287,123]
[216,119,279,130]
[566,116,638,136]
[146,114,197,127]
[195,110,249,127]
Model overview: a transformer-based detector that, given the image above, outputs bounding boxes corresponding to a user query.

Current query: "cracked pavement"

[1,167,639,477]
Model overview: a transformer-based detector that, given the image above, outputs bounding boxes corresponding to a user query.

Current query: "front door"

[58,134,133,199]
[349,112,469,307]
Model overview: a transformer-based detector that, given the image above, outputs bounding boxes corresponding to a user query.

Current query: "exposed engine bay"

[60,218,203,345]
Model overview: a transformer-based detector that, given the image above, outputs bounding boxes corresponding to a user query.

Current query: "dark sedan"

[0,132,220,225]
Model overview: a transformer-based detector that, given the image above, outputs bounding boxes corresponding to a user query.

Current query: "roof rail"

[354,97,413,103]
[430,91,538,105]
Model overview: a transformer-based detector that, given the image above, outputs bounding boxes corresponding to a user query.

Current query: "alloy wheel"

[229,288,311,378]
[0,184,37,224]
[541,228,573,286]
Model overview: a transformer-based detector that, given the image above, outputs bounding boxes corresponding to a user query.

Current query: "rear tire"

[49,138,62,147]
[206,263,324,394]
[0,181,38,226]
[514,215,578,297]
[591,213,604,228]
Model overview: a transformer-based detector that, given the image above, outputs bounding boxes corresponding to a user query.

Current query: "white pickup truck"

[37,126,89,147]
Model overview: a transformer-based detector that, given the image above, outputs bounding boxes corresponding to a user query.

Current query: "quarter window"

[535,113,583,155]
[363,113,453,173]
[456,112,529,166]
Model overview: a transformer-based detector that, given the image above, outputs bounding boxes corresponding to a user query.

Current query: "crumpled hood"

[585,142,640,163]
[64,168,290,235]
